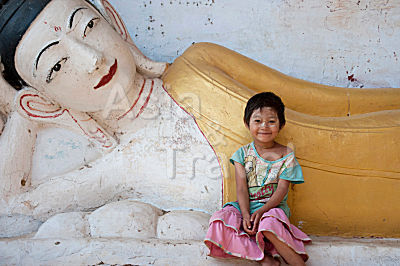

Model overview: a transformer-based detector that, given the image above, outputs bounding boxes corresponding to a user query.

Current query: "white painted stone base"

[1,200,399,265]
[0,238,255,266]
[1,237,399,265]
[307,237,400,266]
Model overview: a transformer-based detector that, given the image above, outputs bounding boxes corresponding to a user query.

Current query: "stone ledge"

[0,236,399,265]
[307,236,400,266]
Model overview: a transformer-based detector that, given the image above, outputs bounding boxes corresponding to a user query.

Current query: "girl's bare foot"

[260,254,281,266]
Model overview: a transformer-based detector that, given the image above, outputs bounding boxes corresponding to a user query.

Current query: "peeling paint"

[347,74,357,82]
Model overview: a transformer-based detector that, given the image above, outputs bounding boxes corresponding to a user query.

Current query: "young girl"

[204,92,311,265]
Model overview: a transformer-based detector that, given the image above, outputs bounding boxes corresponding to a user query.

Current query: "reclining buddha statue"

[0,0,399,238]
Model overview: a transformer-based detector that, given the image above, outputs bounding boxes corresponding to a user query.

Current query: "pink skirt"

[204,206,311,261]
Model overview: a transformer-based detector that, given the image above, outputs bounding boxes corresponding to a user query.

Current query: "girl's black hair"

[244,92,286,129]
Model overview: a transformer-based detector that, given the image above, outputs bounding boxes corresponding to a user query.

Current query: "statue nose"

[65,37,104,73]
[85,48,103,74]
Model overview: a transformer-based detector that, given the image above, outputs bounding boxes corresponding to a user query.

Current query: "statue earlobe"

[17,88,64,120]
[16,88,117,152]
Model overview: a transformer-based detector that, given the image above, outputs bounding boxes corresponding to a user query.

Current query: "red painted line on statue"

[117,78,146,120]
[109,3,128,38]
[67,111,112,148]
[105,6,123,36]
[104,0,128,39]
[27,101,61,114]
[161,84,225,206]
[20,94,64,118]
[20,94,111,148]
[136,80,154,118]
[80,117,93,122]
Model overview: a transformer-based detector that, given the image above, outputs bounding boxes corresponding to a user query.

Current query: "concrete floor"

[1,235,399,265]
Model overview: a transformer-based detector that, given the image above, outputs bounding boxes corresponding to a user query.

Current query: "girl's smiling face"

[247,107,280,147]
[14,0,136,112]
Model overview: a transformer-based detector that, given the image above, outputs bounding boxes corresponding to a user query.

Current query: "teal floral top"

[225,142,304,218]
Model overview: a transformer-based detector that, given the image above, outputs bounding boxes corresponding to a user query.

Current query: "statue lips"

[94,59,118,90]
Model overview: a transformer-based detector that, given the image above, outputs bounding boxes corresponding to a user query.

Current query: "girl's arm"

[249,178,290,234]
[234,161,252,234]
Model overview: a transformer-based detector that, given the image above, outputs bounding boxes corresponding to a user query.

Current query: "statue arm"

[0,59,36,199]
[0,111,37,199]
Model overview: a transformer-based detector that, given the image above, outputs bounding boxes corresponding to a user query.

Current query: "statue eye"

[83,17,100,37]
[46,57,68,83]
[53,63,61,72]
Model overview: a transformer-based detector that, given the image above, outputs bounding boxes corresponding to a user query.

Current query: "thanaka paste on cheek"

[260,121,277,128]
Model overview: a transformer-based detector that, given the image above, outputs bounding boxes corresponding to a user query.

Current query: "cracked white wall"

[109,0,400,88]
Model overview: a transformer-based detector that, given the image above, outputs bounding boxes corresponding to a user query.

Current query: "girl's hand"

[249,208,266,234]
[242,218,254,235]
[247,179,290,234]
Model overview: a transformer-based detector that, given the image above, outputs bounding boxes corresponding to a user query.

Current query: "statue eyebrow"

[35,41,60,70]
[69,7,88,29]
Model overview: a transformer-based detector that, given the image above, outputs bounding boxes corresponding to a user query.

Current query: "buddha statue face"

[14,0,136,112]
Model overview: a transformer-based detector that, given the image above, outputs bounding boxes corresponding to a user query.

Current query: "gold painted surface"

[162,42,400,238]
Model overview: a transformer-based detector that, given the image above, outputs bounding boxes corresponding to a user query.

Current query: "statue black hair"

[0,0,52,89]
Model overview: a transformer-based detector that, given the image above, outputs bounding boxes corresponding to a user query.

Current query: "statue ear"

[17,88,64,121]
[90,0,167,77]
[16,88,117,151]
[89,0,131,42]
[100,0,132,42]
